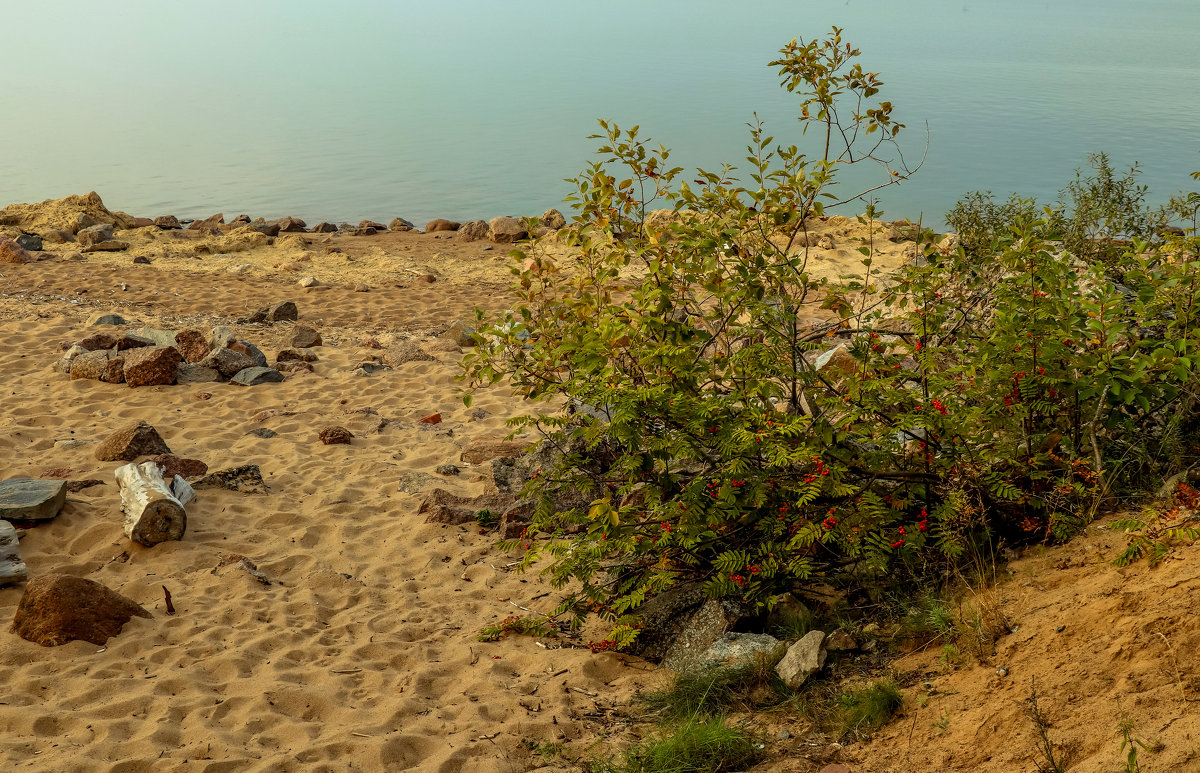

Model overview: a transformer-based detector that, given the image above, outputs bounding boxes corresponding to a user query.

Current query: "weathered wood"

[115,462,187,546]
[0,520,27,586]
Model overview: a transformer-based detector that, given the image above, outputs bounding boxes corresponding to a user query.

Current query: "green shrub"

[642,662,787,721]
[462,28,1200,647]
[600,717,763,773]
[946,191,1038,257]
[838,680,903,737]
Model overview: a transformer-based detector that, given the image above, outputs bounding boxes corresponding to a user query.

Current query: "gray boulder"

[230,366,284,385]
[775,630,827,689]
[0,479,68,521]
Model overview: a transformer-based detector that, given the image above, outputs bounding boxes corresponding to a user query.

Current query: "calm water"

[3,0,1198,230]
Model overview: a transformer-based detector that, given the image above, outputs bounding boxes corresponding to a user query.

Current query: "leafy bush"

[838,679,903,737]
[946,192,1038,257]
[599,717,763,773]
[462,28,1200,648]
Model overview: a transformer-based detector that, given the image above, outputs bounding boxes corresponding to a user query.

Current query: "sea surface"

[3,0,1199,230]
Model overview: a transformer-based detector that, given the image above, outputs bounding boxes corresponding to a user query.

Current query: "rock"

[192,465,267,493]
[76,332,119,351]
[154,215,182,229]
[297,276,322,289]
[0,521,27,586]
[229,341,268,368]
[81,239,129,253]
[246,218,280,237]
[359,219,386,230]
[425,219,460,233]
[442,321,477,348]
[418,413,442,424]
[70,350,125,383]
[117,333,154,351]
[11,574,151,646]
[123,345,181,387]
[149,454,208,480]
[129,327,180,348]
[53,344,86,374]
[348,225,376,236]
[698,633,785,670]
[0,191,134,234]
[64,479,104,493]
[43,229,74,244]
[389,217,415,231]
[276,348,319,363]
[813,345,857,378]
[0,479,68,520]
[456,219,489,242]
[210,325,237,349]
[290,325,322,348]
[383,341,436,367]
[310,222,338,233]
[319,426,353,445]
[231,366,284,386]
[661,598,747,672]
[825,629,857,651]
[540,209,566,229]
[434,464,460,476]
[353,283,370,293]
[277,360,313,375]
[775,630,828,689]
[15,233,43,251]
[95,421,172,462]
[460,439,530,465]
[627,584,716,663]
[0,236,33,264]
[245,427,277,439]
[188,213,225,231]
[274,216,307,233]
[488,216,528,243]
[267,300,298,322]
[176,363,222,383]
[199,347,256,378]
[131,255,151,265]
[77,223,114,247]
[89,313,127,326]
[173,329,211,363]
[352,361,392,376]
[418,488,517,525]
[131,217,155,228]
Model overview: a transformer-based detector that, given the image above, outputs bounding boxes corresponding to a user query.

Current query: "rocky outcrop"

[488,216,528,243]
[11,574,151,646]
[0,191,135,234]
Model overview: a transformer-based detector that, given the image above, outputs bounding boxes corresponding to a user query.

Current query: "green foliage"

[1111,481,1200,567]
[476,614,557,642]
[462,28,1200,646]
[642,662,787,721]
[1024,679,1068,773]
[598,718,763,773]
[946,192,1038,257]
[838,680,903,737]
[474,509,500,529]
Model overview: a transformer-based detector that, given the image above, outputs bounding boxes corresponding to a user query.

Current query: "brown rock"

[319,426,353,445]
[818,766,853,773]
[77,332,119,351]
[278,360,314,375]
[276,348,319,363]
[42,229,74,244]
[274,216,307,233]
[81,240,130,253]
[117,333,154,351]
[424,219,460,233]
[267,301,299,322]
[154,215,181,229]
[359,220,386,230]
[65,479,104,493]
[488,216,528,243]
[418,413,442,424]
[382,341,435,367]
[309,222,338,233]
[199,347,256,377]
[290,326,322,348]
[131,255,151,265]
[95,421,172,461]
[349,225,377,236]
[149,454,208,480]
[69,350,114,381]
[0,236,32,264]
[418,488,517,525]
[130,217,155,228]
[388,217,414,231]
[11,574,151,646]
[176,363,222,383]
[460,439,530,465]
[457,220,489,242]
[497,506,534,539]
[173,329,211,363]
[122,345,181,387]
[76,223,114,247]
[188,213,224,230]
[540,208,566,229]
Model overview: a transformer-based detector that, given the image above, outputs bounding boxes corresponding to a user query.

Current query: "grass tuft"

[838,680,903,737]
[599,717,763,773]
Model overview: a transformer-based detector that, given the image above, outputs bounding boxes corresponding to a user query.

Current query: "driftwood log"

[115,462,188,546]
[0,520,27,586]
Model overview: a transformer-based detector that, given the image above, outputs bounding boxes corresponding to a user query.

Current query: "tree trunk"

[115,461,187,546]
[0,520,26,586]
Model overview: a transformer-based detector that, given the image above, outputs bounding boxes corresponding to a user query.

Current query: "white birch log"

[115,461,187,546]
[0,520,27,586]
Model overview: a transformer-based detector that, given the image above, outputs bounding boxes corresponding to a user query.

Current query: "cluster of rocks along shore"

[0,191,570,266]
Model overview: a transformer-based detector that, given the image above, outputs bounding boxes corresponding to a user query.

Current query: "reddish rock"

[188,213,224,230]
[81,240,129,253]
[70,350,121,382]
[130,217,155,228]
[11,574,151,646]
[76,332,120,351]
[154,215,182,229]
[150,454,208,480]
[277,360,314,375]
[424,219,460,233]
[389,217,414,231]
[276,348,319,363]
[199,347,256,377]
[123,345,181,387]
[0,236,32,264]
[498,508,533,539]
[116,333,154,351]
[319,426,353,445]
[359,220,386,230]
[418,413,442,425]
[65,479,104,493]
[173,329,211,363]
[95,421,172,461]
[290,326,322,348]
[310,222,338,233]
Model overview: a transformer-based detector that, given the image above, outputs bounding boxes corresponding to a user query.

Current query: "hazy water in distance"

[2,0,1198,230]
